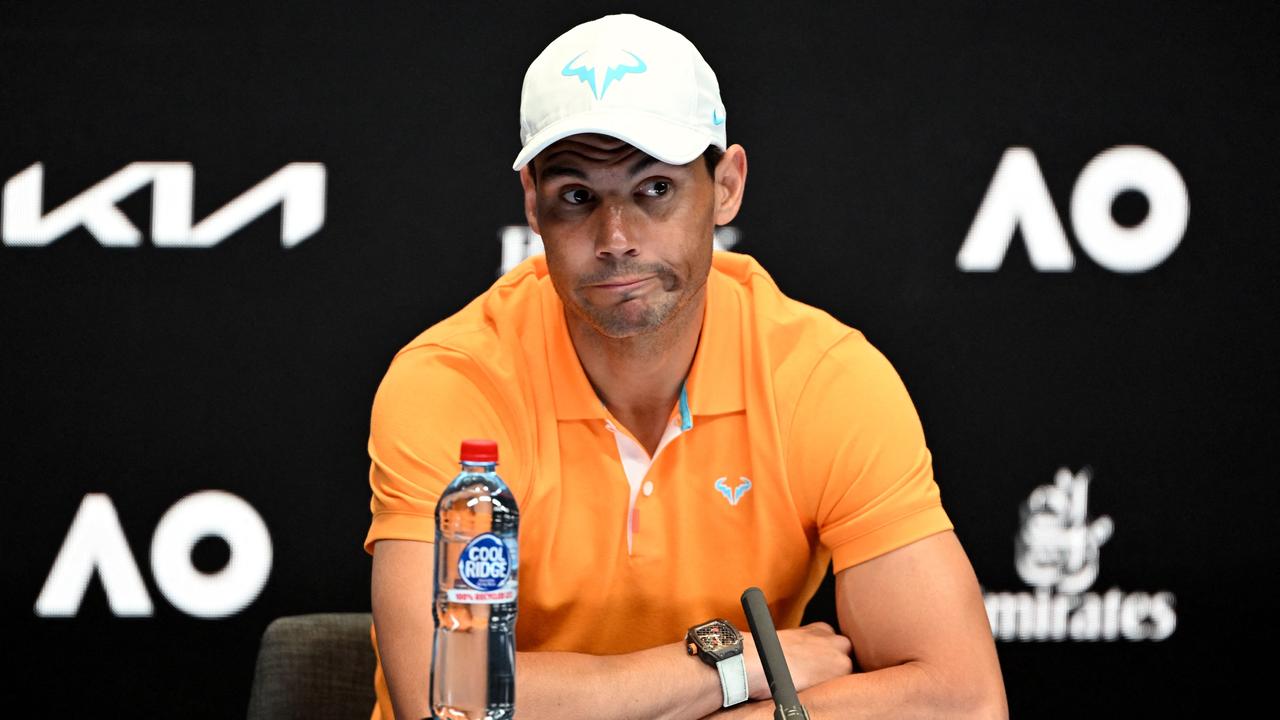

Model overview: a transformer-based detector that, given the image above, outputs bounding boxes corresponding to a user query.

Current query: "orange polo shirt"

[364,251,952,719]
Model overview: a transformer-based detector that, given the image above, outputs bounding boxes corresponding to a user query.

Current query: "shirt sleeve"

[364,344,519,555]
[786,332,953,574]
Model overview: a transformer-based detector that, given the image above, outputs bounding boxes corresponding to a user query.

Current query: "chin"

[590,316,663,339]
[585,303,670,338]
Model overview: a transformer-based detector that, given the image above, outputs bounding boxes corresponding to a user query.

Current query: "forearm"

[380,630,727,720]
[706,661,1007,720]
[516,642,726,720]
[374,541,728,720]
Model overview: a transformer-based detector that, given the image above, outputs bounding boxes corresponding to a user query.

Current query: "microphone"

[740,587,810,720]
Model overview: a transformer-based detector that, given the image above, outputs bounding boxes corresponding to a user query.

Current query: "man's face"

[522,134,717,339]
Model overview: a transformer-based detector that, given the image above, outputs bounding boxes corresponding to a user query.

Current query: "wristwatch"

[686,618,749,707]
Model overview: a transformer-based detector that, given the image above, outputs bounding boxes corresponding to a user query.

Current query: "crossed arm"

[371,530,1007,720]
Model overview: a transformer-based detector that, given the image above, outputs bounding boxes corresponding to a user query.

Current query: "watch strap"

[715,653,749,707]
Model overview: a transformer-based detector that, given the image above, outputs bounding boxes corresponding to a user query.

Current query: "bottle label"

[445,587,516,604]
[450,532,517,604]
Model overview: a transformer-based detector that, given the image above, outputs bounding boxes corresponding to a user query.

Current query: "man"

[367,13,1006,720]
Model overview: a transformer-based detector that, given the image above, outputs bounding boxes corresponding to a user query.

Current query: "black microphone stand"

[741,587,810,720]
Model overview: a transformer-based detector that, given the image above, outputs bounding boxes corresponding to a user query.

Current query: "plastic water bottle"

[431,439,519,720]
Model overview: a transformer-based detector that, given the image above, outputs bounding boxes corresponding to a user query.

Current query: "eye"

[641,180,671,197]
[560,187,593,205]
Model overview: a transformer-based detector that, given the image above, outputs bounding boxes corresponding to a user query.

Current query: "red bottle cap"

[460,439,499,463]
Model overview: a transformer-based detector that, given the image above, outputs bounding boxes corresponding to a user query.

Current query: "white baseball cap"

[512,14,727,171]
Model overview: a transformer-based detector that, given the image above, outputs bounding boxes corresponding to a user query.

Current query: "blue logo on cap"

[457,533,511,592]
[562,50,647,100]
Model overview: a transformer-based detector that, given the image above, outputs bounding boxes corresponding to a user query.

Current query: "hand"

[741,621,853,701]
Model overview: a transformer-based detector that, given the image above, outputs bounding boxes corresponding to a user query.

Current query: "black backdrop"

[3,2,1276,716]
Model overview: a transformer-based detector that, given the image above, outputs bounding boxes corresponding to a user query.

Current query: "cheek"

[541,236,592,294]
[688,235,715,280]
[672,184,716,248]
[542,241,576,278]
[670,197,716,271]
[542,255,580,307]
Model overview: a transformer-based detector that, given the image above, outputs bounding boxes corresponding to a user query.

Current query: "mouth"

[590,275,656,292]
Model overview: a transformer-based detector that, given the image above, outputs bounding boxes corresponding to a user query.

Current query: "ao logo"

[35,491,272,619]
[957,146,1188,273]
[2,162,325,248]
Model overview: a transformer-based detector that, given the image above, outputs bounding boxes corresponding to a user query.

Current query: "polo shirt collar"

[541,262,746,421]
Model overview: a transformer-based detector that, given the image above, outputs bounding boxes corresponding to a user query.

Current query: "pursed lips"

[589,275,656,291]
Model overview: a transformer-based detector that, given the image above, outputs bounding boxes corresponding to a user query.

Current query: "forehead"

[534,134,687,176]
[543,133,633,154]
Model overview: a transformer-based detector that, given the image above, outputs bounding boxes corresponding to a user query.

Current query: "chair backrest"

[246,612,376,720]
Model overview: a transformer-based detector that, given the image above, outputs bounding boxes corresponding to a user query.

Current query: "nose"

[594,200,639,259]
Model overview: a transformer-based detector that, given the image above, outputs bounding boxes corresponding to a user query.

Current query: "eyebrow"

[538,154,667,183]
[628,155,661,175]
[539,164,587,181]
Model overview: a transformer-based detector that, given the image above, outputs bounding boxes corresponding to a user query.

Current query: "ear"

[519,165,542,236]
[712,144,748,226]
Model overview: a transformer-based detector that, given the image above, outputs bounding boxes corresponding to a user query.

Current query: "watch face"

[693,620,741,658]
